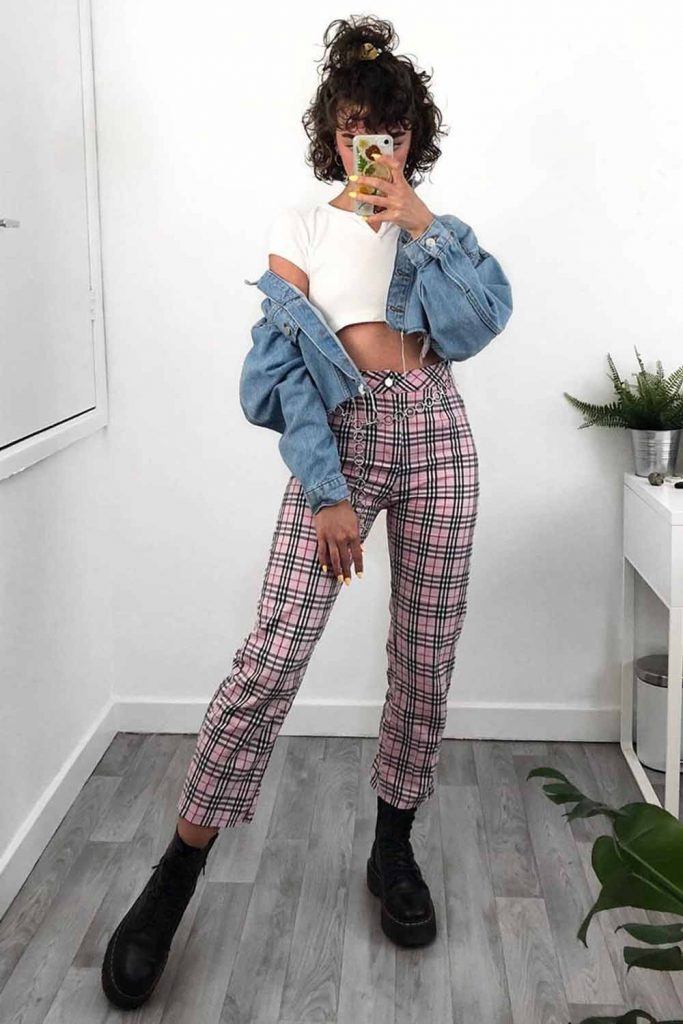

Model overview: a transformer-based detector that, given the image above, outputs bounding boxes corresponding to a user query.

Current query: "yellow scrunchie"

[358,41,381,60]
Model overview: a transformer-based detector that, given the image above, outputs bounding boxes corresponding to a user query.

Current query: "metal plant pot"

[630,428,681,476]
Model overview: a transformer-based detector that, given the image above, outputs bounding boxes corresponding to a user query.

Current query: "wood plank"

[218,737,322,1024]
[219,836,309,1024]
[0,774,120,992]
[278,738,361,1024]
[91,732,146,777]
[90,733,180,843]
[161,881,252,1024]
[395,793,453,1024]
[582,741,647,806]
[440,783,512,1023]
[569,1004,627,1022]
[266,737,326,842]
[436,739,477,786]
[42,967,109,1024]
[496,896,571,1024]
[337,738,395,1024]
[473,740,542,897]
[508,741,552,757]
[0,841,121,1024]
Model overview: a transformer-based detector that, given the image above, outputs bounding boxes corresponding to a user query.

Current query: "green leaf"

[566,350,683,430]
[543,782,584,799]
[577,836,683,946]
[616,922,683,945]
[527,766,620,823]
[612,803,683,912]
[564,798,616,822]
[623,944,683,972]
[526,766,572,784]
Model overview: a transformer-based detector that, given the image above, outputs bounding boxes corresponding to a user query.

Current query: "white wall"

[0,436,115,886]
[91,0,682,737]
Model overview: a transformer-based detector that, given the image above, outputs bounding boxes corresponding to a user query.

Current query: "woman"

[102,15,512,1009]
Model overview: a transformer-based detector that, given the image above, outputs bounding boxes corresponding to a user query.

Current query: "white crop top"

[265,202,401,334]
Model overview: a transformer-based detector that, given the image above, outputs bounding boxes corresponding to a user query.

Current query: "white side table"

[621,472,683,816]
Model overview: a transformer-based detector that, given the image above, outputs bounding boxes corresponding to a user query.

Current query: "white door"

[0,0,107,478]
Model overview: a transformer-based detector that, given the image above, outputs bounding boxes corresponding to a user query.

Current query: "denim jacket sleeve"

[402,213,513,361]
[238,316,351,515]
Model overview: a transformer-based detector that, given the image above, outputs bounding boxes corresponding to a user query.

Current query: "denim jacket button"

[358,382,365,394]
[283,323,291,335]
[426,237,436,249]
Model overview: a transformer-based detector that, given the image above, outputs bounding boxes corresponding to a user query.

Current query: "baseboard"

[0,697,118,920]
[116,696,621,742]
[0,695,619,919]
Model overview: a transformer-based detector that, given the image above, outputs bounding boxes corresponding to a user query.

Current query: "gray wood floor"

[0,735,680,1024]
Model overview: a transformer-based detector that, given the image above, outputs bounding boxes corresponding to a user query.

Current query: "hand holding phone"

[351,134,394,216]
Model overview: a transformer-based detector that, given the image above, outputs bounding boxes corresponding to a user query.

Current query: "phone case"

[351,134,394,216]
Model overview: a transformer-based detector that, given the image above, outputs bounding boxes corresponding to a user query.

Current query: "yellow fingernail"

[348,191,357,198]
[344,577,351,586]
[337,575,344,583]
[357,571,364,579]
[322,564,328,573]
[349,174,358,181]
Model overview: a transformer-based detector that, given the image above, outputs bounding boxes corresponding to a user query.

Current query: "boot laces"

[377,831,424,891]
[140,852,207,935]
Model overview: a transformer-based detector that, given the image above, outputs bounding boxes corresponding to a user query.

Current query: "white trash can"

[635,653,683,772]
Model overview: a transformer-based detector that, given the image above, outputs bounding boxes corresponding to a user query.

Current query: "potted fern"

[528,766,683,1024]
[564,348,683,477]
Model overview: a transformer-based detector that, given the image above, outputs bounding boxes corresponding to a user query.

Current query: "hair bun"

[322,16,395,71]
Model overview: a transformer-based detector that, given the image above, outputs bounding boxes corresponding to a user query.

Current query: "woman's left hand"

[347,154,435,240]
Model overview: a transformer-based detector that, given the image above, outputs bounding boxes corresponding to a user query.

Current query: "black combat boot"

[366,795,436,947]
[101,826,218,1009]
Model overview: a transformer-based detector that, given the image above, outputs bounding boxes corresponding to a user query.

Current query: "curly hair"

[301,16,449,187]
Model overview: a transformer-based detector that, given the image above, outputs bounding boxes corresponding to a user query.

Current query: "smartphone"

[351,134,394,216]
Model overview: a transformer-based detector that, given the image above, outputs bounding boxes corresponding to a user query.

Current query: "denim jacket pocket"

[262,297,300,347]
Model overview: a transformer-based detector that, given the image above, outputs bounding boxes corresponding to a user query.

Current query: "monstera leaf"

[527,767,683,1024]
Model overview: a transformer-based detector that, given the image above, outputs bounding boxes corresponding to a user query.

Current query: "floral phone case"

[351,134,394,216]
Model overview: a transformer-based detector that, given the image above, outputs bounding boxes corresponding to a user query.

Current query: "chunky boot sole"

[101,915,167,1010]
[366,854,437,947]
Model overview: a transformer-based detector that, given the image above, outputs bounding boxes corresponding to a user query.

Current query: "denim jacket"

[240,212,513,514]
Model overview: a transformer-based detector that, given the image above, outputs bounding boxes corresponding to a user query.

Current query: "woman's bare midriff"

[338,320,442,372]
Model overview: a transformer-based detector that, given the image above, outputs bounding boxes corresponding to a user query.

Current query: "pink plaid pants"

[177,359,480,828]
